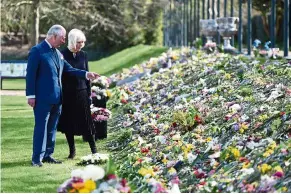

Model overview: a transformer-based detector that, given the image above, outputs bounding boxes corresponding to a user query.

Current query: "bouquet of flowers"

[90,105,112,122]
[91,76,110,89]
[203,42,217,53]
[58,160,131,193]
[77,153,109,166]
[91,86,109,100]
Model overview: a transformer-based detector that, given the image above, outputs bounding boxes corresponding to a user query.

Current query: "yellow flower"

[224,73,231,79]
[165,146,172,151]
[172,55,178,60]
[239,128,244,134]
[168,167,177,175]
[263,149,273,157]
[186,144,194,150]
[259,163,272,174]
[162,157,168,164]
[84,180,96,191]
[241,123,248,130]
[78,188,90,193]
[106,90,112,98]
[274,165,283,173]
[281,187,288,192]
[269,142,277,149]
[231,148,241,159]
[242,162,251,169]
[183,150,189,158]
[206,137,212,142]
[138,167,155,177]
[259,114,268,121]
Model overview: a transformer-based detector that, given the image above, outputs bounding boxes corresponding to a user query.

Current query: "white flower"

[187,153,197,163]
[138,136,145,146]
[172,133,181,140]
[229,104,241,112]
[211,181,218,187]
[266,90,281,101]
[240,168,254,176]
[71,169,83,178]
[168,184,181,193]
[208,151,221,159]
[82,165,105,181]
[155,135,166,144]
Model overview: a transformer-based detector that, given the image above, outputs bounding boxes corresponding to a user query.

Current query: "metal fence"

[163,0,290,57]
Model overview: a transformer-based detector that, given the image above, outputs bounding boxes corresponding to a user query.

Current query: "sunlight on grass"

[89,44,167,75]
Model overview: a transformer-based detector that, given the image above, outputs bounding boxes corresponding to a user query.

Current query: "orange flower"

[72,182,85,189]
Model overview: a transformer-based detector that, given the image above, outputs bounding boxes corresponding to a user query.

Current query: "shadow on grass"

[1,160,32,169]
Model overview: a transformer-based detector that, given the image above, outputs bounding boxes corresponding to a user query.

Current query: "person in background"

[57,29,97,159]
[26,25,99,167]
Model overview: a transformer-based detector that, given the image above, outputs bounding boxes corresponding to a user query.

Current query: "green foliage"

[1,0,165,52]
[173,107,200,131]
[238,86,253,96]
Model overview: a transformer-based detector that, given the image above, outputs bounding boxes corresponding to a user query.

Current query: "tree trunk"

[30,0,40,46]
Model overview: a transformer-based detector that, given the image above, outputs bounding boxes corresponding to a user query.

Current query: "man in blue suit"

[26,25,99,167]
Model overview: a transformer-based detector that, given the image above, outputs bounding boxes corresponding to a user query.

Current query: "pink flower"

[273,171,284,178]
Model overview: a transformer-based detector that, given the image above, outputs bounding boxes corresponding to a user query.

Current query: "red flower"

[120,178,127,187]
[141,147,149,153]
[280,112,286,116]
[153,128,160,135]
[239,157,249,163]
[194,170,206,179]
[121,99,128,104]
[107,174,117,180]
[137,158,143,163]
[194,115,202,124]
[156,114,160,119]
[172,122,177,127]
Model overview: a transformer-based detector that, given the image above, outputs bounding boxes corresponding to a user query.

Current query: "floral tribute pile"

[58,159,131,193]
[77,153,110,166]
[106,48,291,193]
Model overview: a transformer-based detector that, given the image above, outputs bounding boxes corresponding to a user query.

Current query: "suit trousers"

[32,102,62,164]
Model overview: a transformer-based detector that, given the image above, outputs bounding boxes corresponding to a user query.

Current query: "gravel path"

[1,90,25,96]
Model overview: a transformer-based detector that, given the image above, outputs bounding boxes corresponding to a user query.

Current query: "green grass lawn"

[1,95,115,192]
[89,44,167,75]
[1,44,167,90]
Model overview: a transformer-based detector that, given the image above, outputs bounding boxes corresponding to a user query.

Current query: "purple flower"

[232,123,239,131]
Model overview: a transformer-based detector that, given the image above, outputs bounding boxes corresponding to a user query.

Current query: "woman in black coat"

[57,29,97,159]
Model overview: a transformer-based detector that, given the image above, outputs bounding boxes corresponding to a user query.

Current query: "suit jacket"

[26,41,87,104]
[61,48,91,96]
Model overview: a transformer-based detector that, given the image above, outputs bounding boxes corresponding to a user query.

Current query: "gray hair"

[67,29,86,51]
[46,24,66,39]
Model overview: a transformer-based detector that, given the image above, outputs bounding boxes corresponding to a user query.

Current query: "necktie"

[51,48,60,70]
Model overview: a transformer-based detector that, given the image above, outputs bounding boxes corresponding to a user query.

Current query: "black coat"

[61,48,91,96]
[57,48,95,136]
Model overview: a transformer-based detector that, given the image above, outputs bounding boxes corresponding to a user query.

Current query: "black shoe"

[42,157,62,164]
[32,162,43,167]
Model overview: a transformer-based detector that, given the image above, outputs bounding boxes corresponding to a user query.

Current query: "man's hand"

[87,72,100,80]
[28,98,36,107]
